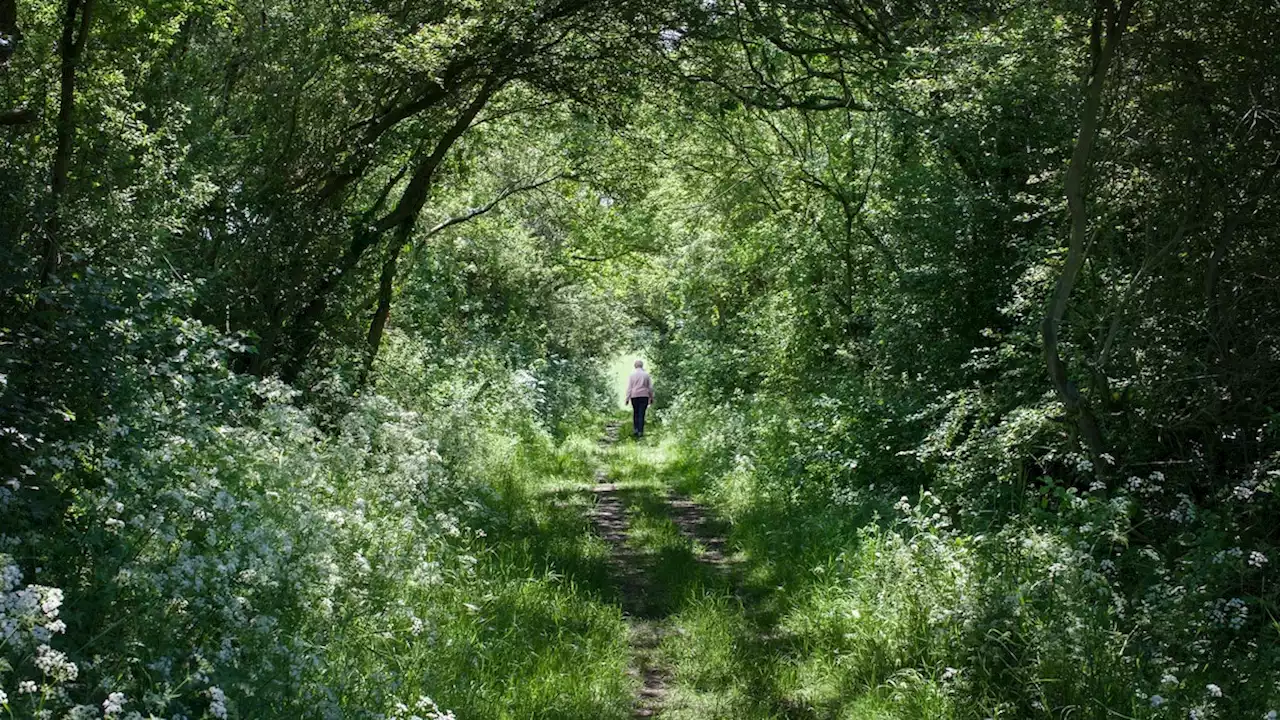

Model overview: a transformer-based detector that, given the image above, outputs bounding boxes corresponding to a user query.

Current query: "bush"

[0,271,629,719]
[660,386,1280,719]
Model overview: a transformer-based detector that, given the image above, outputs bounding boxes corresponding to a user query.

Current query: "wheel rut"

[588,420,735,718]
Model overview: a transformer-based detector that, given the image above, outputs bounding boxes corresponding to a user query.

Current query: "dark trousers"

[631,396,649,437]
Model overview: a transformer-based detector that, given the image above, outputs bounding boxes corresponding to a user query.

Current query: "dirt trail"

[666,493,734,570]
[589,420,734,718]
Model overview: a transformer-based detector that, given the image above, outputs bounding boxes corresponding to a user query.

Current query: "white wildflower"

[18,680,38,694]
[406,695,455,720]
[1151,695,1165,707]
[34,644,78,681]
[40,587,63,617]
[1,560,21,592]
[1248,551,1268,568]
[209,686,227,719]
[65,705,98,720]
[1227,598,1248,629]
[1206,684,1222,697]
[353,552,371,574]
[103,691,127,715]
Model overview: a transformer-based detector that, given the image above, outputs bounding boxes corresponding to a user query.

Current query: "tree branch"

[0,106,35,125]
[280,79,504,383]
[1041,0,1135,476]
[358,172,565,388]
[420,173,564,241]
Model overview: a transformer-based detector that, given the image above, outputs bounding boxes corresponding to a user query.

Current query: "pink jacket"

[625,370,654,403]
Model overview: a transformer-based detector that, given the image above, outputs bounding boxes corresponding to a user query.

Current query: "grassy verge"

[395,425,637,719]
[599,427,960,720]
[418,415,959,720]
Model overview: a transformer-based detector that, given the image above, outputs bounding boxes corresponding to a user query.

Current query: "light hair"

[634,359,644,369]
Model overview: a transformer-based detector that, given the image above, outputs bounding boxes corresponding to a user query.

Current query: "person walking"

[624,359,654,438]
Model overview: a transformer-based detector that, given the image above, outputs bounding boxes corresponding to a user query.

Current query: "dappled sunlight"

[3,0,1275,716]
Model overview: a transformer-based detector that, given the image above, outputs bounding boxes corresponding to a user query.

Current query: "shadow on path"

[588,420,745,718]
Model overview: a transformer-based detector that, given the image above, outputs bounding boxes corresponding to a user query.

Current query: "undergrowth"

[0,276,633,719]
[645,394,1280,720]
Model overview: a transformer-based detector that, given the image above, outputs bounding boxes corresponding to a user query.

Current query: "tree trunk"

[0,0,20,61]
[1041,0,1134,477]
[278,80,499,384]
[40,0,94,284]
[1,0,31,123]
[358,233,408,388]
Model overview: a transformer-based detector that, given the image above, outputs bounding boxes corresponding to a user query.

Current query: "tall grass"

[631,405,1279,719]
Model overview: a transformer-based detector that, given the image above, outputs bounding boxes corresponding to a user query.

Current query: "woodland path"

[588,420,739,718]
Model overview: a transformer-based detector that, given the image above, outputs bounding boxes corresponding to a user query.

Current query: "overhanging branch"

[421,172,565,241]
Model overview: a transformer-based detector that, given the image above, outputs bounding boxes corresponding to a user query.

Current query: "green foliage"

[633,1,1280,717]
[4,0,1279,717]
[0,269,634,717]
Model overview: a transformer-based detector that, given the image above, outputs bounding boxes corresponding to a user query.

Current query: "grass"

[596,428,799,719]
[406,423,636,719]
[595,424,966,720]
[422,416,964,719]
